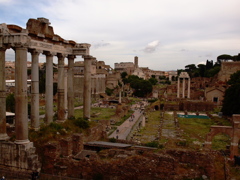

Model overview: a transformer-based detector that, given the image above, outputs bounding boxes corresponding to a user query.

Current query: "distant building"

[205,86,225,105]
[132,68,146,79]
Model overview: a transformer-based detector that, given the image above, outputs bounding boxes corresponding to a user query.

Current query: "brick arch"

[206,126,233,143]
[205,114,240,159]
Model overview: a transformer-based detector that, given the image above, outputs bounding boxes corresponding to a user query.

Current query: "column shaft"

[83,56,94,120]
[187,78,190,98]
[67,55,75,118]
[182,78,185,98]
[15,46,29,144]
[177,78,180,98]
[0,48,9,140]
[45,52,54,124]
[57,54,65,121]
[30,50,41,130]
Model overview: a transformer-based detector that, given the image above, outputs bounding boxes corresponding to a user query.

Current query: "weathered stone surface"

[41,141,225,180]
[0,142,41,172]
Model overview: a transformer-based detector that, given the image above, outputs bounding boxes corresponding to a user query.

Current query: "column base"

[15,139,30,145]
[55,119,66,123]
[0,133,10,141]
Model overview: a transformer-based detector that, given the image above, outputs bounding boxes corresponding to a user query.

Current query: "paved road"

[108,109,142,140]
[109,101,148,140]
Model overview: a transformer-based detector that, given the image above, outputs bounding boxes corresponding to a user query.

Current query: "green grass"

[212,133,231,150]
[179,117,214,142]
[138,111,161,143]
[74,107,116,121]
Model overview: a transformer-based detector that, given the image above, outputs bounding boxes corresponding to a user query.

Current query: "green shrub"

[145,141,159,148]
[109,137,117,143]
[73,118,90,129]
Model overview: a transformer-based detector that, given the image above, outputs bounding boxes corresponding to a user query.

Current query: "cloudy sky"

[0,0,239,70]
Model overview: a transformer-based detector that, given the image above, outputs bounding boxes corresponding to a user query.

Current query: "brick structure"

[205,114,240,159]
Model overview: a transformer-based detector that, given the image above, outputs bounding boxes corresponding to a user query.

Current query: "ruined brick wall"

[180,101,214,111]
[218,61,240,82]
[40,148,225,180]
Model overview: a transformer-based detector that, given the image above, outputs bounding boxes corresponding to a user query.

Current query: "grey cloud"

[92,42,110,49]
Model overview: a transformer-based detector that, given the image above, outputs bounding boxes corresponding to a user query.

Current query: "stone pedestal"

[0,141,41,171]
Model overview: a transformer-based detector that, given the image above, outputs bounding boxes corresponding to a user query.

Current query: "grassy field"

[135,110,232,150]
[74,107,116,121]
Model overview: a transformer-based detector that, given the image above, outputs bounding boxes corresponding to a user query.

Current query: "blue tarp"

[177,114,210,119]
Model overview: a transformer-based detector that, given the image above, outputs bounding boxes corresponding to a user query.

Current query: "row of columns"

[177,77,190,99]
[0,44,94,144]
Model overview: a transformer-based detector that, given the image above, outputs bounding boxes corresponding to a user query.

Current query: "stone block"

[72,133,83,156]
[60,138,72,157]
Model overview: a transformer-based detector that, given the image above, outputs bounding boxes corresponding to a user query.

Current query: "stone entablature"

[0,18,90,56]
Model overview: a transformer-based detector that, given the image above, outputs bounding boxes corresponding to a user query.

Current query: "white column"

[57,53,66,121]
[83,55,95,120]
[67,55,75,119]
[14,45,30,144]
[44,52,55,124]
[177,77,180,98]
[30,49,41,130]
[187,78,190,98]
[182,78,185,98]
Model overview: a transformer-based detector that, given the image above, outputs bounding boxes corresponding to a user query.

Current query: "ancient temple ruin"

[177,72,191,98]
[0,18,94,172]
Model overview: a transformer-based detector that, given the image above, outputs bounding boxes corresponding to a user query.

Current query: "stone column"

[83,55,95,120]
[0,47,9,140]
[14,45,30,144]
[57,53,66,121]
[29,49,41,130]
[182,78,185,98]
[177,77,180,98]
[67,55,75,119]
[119,88,122,103]
[44,52,55,124]
[187,78,190,99]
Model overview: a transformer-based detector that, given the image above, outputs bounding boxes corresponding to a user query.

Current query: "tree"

[217,54,233,64]
[149,77,158,85]
[132,80,152,97]
[185,64,197,72]
[121,71,128,79]
[197,64,206,77]
[105,87,114,96]
[222,70,240,116]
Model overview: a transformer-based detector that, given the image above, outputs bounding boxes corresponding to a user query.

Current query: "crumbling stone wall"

[180,101,214,111]
[0,142,41,174]
[40,148,225,180]
[218,61,240,82]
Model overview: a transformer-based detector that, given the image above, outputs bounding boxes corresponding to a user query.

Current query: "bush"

[73,118,90,129]
[109,137,117,143]
[145,141,159,148]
